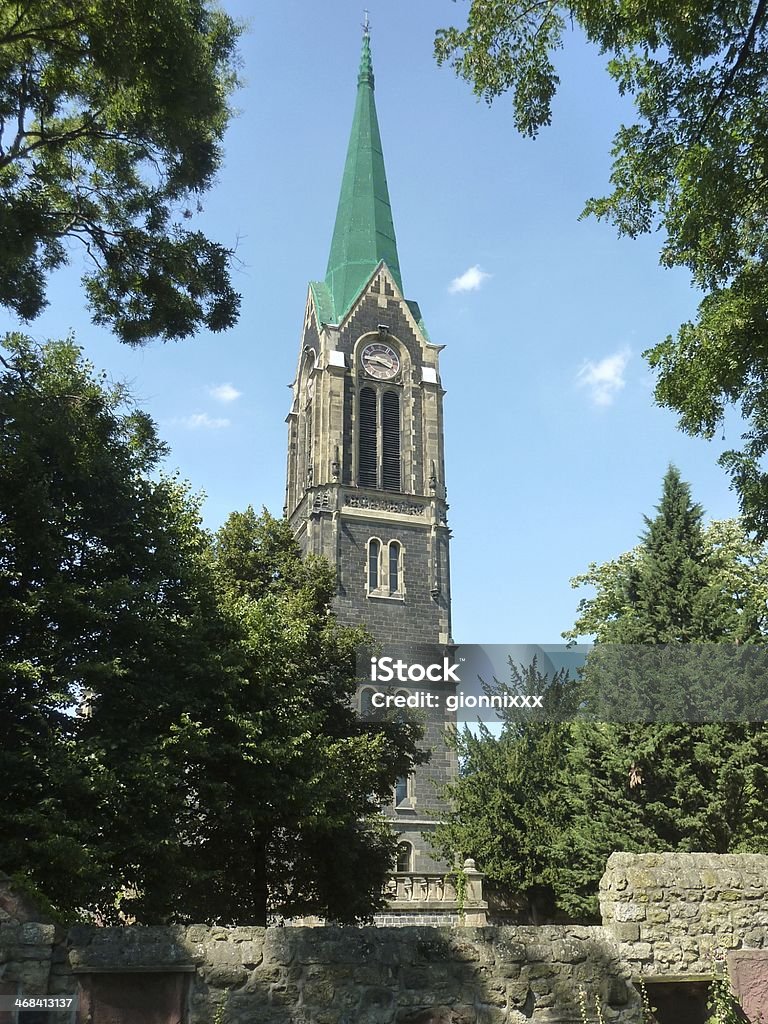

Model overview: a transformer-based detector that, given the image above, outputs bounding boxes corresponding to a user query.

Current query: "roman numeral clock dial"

[361,342,400,380]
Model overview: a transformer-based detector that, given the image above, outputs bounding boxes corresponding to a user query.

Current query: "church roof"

[321,30,403,322]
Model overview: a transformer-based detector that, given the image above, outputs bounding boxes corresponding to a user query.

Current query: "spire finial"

[358,15,374,87]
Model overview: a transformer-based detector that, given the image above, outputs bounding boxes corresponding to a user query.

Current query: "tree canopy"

[435,2,768,536]
[565,468,768,644]
[0,336,424,924]
[433,467,768,919]
[430,662,585,920]
[0,0,241,344]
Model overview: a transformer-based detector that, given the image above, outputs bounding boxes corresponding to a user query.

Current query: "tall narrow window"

[396,842,412,873]
[395,776,408,806]
[388,541,401,594]
[382,391,401,491]
[359,387,377,488]
[304,401,312,482]
[368,539,380,591]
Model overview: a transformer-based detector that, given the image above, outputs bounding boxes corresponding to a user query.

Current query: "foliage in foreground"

[0,1,242,344]
[435,2,768,537]
[0,335,424,923]
[433,467,768,919]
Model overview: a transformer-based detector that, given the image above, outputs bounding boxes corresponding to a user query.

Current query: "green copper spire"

[324,29,403,320]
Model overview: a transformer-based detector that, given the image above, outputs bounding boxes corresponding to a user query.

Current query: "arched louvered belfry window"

[382,390,400,491]
[368,538,381,592]
[359,387,377,488]
[388,541,401,594]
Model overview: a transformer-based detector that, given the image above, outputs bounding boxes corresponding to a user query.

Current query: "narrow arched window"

[359,387,377,488]
[304,400,313,482]
[382,391,400,491]
[395,776,409,806]
[396,842,412,873]
[388,541,401,594]
[368,538,380,591]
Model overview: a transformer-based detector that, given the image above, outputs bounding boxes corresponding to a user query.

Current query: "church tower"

[285,28,456,878]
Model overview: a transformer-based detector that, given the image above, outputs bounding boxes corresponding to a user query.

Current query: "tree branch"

[695,0,768,141]
[0,18,83,47]
[0,119,112,169]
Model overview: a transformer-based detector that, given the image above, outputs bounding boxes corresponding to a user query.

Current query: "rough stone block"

[261,929,295,967]
[396,1006,476,1024]
[553,939,587,963]
[238,940,263,968]
[300,970,334,1005]
[613,903,646,923]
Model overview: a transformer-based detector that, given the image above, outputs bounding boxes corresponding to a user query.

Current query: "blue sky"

[5,1,746,642]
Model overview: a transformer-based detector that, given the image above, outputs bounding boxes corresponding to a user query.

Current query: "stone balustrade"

[377,858,488,926]
[384,873,457,904]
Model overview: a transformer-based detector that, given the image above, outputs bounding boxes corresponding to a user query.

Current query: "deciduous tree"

[0,332,212,913]
[0,337,424,924]
[149,507,426,926]
[435,2,768,535]
[0,0,241,344]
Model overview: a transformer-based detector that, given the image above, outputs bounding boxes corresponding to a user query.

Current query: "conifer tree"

[601,466,738,644]
[571,467,768,898]
[435,467,768,919]
[430,663,584,920]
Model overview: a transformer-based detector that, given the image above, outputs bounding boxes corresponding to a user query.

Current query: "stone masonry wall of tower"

[284,32,457,877]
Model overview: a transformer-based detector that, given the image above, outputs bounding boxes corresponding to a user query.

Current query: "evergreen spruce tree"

[572,467,768,901]
[435,466,768,920]
[430,663,584,920]
[606,467,737,643]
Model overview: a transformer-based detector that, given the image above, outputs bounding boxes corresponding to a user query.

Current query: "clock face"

[361,342,400,380]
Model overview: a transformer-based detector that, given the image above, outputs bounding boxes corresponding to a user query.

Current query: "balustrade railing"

[382,858,486,909]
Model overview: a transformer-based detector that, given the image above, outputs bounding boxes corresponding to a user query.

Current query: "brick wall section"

[600,851,768,975]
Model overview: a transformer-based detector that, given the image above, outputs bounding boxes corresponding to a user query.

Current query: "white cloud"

[209,382,242,403]
[178,412,231,430]
[448,265,491,294]
[576,348,630,407]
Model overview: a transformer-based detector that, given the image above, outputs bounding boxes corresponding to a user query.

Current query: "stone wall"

[600,851,768,975]
[5,855,768,1022]
[59,924,641,1024]
[0,874,57,1001]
